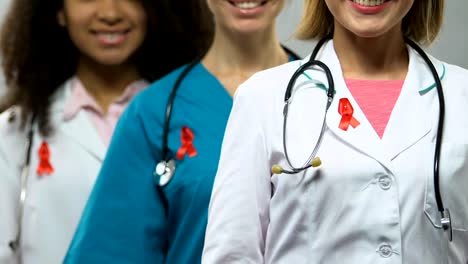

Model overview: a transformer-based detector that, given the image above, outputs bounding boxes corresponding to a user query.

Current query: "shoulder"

[115,63,201,132]
[0,107,28,164]
[423,53,468,82]
[132,64,193,109]
[443,62,468,82]
[129,62,212,116]
[0,106,25,136]
[426,57,468,119]
[235,60,301,101]
[230,61,302,132]
[435,58,468,96]
[412,50,468,97]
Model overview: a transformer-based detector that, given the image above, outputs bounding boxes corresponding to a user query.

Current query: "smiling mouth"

[92,29,129,36]
[351,0,390,6]
[228,0,268,9]
[92,30,130,44]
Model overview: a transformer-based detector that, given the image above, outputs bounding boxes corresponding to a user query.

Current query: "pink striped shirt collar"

[63,77,148,121]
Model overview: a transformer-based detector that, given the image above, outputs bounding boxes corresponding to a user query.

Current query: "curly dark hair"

[0,0,213,136]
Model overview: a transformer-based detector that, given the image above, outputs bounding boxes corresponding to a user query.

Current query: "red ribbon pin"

[37,141,54,176]
[338,98,360,131]
[176,127,197,160]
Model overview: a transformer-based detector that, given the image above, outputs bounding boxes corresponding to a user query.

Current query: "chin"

[345,25,391,39]
[344,19,400,39]
[353,31,383,39]
[93,54,132,67]
[231,21,271,36]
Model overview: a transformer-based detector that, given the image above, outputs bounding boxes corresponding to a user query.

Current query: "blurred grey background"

[0,0,467,96]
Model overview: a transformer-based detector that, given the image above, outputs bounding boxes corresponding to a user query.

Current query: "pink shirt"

[63,77,149,146]
[346,79,404,138]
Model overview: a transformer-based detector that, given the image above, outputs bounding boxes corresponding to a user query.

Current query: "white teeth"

[352,0,386,6]
[97,33,123,41]
[235,1,262,9]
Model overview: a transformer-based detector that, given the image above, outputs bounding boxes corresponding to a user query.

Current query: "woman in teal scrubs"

[64,0,299,263]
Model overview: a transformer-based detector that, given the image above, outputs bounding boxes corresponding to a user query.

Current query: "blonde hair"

[296,0,444,45]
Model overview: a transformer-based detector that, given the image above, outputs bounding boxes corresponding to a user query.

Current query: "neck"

[333,23,408,80]
[75,57,141,112]
[202,25,289,95]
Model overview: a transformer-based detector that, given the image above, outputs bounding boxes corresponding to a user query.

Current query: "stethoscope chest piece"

[154,159,176,187]
[9,240,19,252]
[441,208,453,242]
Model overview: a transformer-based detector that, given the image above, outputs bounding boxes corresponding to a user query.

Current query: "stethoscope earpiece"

[278,36,451,242]
[310,157,322,167]
[154,159,176,187]
[271,164,283,174]
[271,157,322,175]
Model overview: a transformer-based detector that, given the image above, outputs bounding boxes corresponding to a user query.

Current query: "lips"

[92,29,130,45]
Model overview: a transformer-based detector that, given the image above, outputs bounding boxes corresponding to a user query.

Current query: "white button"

[377,244,393,258]
[378,175,392,190]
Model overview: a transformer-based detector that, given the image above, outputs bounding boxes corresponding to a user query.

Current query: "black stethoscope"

[153,46,300,187]
[5,47,295,251]
[270,35,452,241]
[8,111,36,252]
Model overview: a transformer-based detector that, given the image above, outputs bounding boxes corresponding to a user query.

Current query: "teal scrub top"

[64,63,232,264]
[65,55,298,264]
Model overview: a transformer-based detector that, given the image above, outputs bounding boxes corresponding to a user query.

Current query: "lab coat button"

[378,175,392,190]
[377,244,393,258]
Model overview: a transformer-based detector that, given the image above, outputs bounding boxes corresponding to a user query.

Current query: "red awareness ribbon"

[37,141,54,176]
[338,98,360,131]
[176,126,197,160]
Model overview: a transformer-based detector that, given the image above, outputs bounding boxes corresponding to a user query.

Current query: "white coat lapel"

[382,47,445,160]
[50,80,106,162]
[60,111,106,161]
[302,41,393,170]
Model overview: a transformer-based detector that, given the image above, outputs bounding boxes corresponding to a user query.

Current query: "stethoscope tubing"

[160,46,300,165]
[9,113,36,252]
[161,54,206,161]
[280,35,450,238]
[284,35,331,101]
[282,60,335,172]
[9,36,450,253]
[8,47,299,252]
[404,37,446,215]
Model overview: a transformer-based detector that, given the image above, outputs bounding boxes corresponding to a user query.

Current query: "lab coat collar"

[50,79,106,161]
[382,47,443,160]
[297,40,444,171]
[298,41,446,94]
[412,49,446,94]
[312,41,394,171]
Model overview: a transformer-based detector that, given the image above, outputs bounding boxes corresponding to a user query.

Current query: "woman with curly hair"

[0,0,210,263]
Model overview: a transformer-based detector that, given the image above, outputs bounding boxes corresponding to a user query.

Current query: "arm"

[202,83,271,263]
[64,93,167,264]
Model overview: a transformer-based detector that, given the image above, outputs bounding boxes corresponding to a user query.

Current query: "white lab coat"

[0,80,106,264]
[202,40,468,263]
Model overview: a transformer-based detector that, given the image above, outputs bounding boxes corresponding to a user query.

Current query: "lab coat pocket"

[424,142,468,232]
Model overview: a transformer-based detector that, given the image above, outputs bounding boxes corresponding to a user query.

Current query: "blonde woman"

[203,0,468,263]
